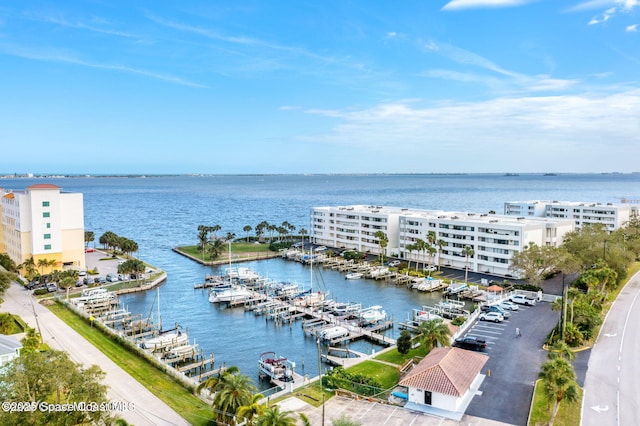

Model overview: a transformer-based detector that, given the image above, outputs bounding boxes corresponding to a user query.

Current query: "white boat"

[369,266,390,278]
[359,305,386,324]
[140,332,189,351]
[320,326,350,340]
[270,281,300,298]
[345,272,363,280]
[225,267,261,281]
[208,285,252,303]
[412,308,443,323]
[331,302,361,315]
[445,282,468,295]
[258,351,295,382]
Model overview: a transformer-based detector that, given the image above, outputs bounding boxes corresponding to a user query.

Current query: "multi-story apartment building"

[0,184,85,273]
[504,200,636,231]
[311,205,574,277]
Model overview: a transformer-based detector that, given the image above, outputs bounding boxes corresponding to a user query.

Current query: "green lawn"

[374,346,427,365]
[347,361,399,390]
[47,302,214,426]
[529,380,582,426]
[176,242,274,263]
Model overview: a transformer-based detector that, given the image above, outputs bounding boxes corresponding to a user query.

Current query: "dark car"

[453,336,487,351]
[480,304,511,318]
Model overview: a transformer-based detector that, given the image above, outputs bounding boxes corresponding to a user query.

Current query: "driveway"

[1,282,188,426]
[464,301,557,425]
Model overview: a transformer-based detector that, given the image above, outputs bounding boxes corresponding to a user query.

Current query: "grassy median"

[47,302,214,426]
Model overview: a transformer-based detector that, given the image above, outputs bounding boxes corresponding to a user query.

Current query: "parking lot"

[462,300,558,425]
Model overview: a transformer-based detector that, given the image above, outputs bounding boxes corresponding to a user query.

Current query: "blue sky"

[1,0,638,174]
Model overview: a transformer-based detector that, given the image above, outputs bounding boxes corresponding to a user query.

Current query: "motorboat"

[445,282,468,295]
[258,351,295,382]
[345,272,364,280]
[208,285,252,303]
[320,326,349,341]
[225,267,261,281]
[331,302,361,316]
[359,305,386,324]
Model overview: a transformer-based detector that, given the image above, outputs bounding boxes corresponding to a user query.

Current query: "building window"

[42,201,50,207]
[44,244,51,250]
[46,223,51,229]
[44,234,51,239]
[43,212,50,218]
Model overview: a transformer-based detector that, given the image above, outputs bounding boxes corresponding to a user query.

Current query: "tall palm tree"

[436,239,447,271]
[406,243,416,271]
[255,405,297,426]
[462,245,475,283]
[549,340,575,361]
[243,225,253,242]
[299,228,308,246]
[374,231,388,265]
[427,246,437,274]
[415,239,427,270]
[539,358,579,425]
[416,319,451,353]
[21,257,37,281]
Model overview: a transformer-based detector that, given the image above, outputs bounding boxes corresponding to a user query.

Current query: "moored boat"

[359,305,387,324]
[345,272,363,280]
[258,351,295,382]
[208,285,252,303]
[320,326,349,341]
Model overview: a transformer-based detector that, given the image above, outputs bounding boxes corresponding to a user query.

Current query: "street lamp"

[316,338,325,426]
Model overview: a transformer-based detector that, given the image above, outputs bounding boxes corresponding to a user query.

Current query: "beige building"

[0,184,85,274]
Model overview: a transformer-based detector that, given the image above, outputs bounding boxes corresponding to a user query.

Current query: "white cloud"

[442,0,531,11]
[627,23,639,31]
[300,90,640,170]
[420,41,578,93]
[577,0,639,26]
[0,42,207,88]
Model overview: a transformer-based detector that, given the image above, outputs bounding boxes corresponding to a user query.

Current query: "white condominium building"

[311,205,574,277]
[504,200,637,231]
[0,184,85,273]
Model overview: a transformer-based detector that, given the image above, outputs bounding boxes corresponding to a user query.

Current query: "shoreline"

[171,246,281,266]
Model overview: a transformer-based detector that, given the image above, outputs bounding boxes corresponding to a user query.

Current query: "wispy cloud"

[627,23,639,31]
[442,0,532,11]
[0,42,207,88]
[298,90,640,172]
[26,11,137,38]
[419,40,578,93]
[571,0,640,25]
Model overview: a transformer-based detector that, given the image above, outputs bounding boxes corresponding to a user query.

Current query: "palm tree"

[213,373,257,425]
[374,231,388,265]
[549,340,575,361]
[415,238,428,270]
[22,257,37,281]
[462,245,475,283]
[426,246,437,274]
[226,232,236,242]
[243,225,253,242]
[84,231,95,248]
[539,358,579,425]
[416,319,451,353]
[255,405,297,426]
[405,243,416,271]
[236,393,265,425]
[436,239,447,271]
[299,228,308,246]
[211,224,222,240]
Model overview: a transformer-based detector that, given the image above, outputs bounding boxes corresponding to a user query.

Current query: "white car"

[510,294,536,306]
[388,260,401,267]
[424,265,437,272]
[499,301,520,311]
[479,312,504,323]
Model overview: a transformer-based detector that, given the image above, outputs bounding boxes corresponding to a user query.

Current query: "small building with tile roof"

[399,346,488,413]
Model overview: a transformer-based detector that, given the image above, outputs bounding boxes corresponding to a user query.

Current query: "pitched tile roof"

[27,183,60,190]
[399,347,488,397]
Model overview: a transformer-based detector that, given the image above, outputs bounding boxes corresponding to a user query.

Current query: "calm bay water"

[2,173,639,387]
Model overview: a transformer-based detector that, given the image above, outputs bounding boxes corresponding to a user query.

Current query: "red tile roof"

[399,347,488,397]
[27,184,60,190]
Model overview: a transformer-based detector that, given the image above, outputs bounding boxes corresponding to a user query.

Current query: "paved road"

[582,271,640,426]
[1,282,189,426]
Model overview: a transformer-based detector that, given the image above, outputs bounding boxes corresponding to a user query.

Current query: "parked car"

[453,336,487,351]
[46,283,58,293]
[499,301,520,311]
[84,276,95,285]
[388,260,401,267]
[424,265,437,272]
[75,279,85,287]
[96,276,106,284]
[480,304,511,318]
[106,273,119,282]
[479,312,504,323]
[510,294,536,306]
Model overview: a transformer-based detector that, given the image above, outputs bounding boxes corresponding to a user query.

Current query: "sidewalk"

[1,282,189,426]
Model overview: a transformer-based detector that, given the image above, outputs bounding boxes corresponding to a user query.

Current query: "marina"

[8,173,634,391]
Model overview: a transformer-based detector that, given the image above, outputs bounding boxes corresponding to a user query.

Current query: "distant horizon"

[1,171,639,179]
